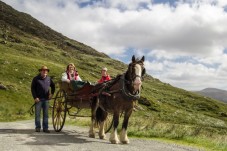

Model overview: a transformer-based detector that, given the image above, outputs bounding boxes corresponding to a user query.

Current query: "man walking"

[31,66,55,133]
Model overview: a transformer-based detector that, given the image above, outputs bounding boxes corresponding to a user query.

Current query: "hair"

[66,63,76,71]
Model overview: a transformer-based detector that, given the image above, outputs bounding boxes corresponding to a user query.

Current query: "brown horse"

[89,55,145,144]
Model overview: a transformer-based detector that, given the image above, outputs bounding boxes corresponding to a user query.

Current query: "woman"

[62,63,82,83]
[98,67,111,83]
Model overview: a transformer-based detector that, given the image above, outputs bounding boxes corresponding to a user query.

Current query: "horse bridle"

[127,62,146,85]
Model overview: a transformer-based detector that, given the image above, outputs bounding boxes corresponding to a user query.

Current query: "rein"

[98,73,141,100]
[97,61,144,100]
[29,103,36,115]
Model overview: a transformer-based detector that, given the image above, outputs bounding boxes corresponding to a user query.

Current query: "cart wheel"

[104,113,113,133]
[52,90,67,132]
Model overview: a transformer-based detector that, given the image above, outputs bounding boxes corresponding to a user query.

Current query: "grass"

[64,115,227,151]
[0,1,227,150]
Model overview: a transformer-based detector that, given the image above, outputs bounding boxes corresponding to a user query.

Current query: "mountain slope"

[0,2,227,147]
[195,88,227,103]
[0,1,108,58]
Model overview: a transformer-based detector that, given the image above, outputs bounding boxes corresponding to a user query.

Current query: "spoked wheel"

[52,90,67,132]
[104,113,113,133]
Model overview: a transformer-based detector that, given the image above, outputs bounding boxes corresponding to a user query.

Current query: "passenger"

[61,63,82,83]
[98,67,111,83]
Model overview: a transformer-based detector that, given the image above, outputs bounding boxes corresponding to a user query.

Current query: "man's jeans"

[35,100,49,130]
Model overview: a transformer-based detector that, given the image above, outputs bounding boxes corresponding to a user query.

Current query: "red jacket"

[98,75,111,83]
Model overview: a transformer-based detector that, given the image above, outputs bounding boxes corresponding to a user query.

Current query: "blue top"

[31,74,55,100]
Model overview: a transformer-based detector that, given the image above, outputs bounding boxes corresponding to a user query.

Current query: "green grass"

[0,1,227,150]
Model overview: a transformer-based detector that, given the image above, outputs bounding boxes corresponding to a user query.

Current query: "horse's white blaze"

[109,129,119,144]
[99,121,106,139]
[133,64,142,91]
[120,128,129,144]
[88,120,96,138]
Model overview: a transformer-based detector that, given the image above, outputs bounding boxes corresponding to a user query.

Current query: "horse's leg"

[98,120,106,139]
[109,111,120,144]
[98,110,107,139]
[89,97,99,138]
[120,109,133,144]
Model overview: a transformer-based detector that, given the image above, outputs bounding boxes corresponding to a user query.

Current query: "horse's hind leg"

[120,109,132,144]
[89,97,98,138]
[99,120,106,139]
[109,112,120,144]
[98,111,107,139]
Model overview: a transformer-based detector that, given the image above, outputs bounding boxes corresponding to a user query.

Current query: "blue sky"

[3,0,227,90]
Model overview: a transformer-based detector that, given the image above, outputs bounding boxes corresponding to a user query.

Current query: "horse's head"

[126,55,146,93]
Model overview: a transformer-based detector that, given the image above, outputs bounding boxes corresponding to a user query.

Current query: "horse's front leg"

[109,112,120,144]
[120,109,133,144]
[89,97,99,138]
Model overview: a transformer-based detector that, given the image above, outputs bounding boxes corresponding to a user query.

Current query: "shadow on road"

[0,129,95,146]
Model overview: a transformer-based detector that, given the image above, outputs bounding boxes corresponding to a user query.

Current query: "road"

[0,120,201,151]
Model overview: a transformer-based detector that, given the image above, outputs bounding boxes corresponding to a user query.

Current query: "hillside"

[195,88,227,103]
[0,1,227,150]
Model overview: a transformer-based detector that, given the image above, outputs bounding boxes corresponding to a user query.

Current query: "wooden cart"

[52,81,113,133]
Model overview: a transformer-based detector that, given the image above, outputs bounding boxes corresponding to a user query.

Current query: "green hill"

[0,1,227,150]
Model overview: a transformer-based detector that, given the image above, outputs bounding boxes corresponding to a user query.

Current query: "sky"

[3,0,227,91]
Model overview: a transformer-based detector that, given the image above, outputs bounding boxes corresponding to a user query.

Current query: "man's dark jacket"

[31,74,55,100]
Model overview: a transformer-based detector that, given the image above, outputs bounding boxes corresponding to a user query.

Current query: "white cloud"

[3,0,227,90]
[105,0,151,9]
[145,60,164,72]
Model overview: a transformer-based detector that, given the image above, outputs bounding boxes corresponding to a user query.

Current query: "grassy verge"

[64,114,227,151]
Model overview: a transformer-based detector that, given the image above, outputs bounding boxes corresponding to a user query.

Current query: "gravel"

[0,120,202,151]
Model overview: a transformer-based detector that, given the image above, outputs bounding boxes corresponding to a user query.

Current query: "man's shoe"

[35,128,41,132]
[43,129,50,133]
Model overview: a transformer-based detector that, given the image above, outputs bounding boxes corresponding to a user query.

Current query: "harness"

[120,74,140,100]
[97,73,141,101]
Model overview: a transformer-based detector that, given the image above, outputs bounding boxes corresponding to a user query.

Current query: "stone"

[138,96,151,106]
[0,84,7,90]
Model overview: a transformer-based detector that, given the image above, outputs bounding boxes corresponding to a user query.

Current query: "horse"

[89,55,146,144]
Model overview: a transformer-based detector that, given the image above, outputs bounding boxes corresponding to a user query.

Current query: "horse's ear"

[132,55,136,62]
[141,56,145,62]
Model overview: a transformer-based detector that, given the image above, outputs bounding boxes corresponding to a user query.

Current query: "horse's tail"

[95,107,107,126]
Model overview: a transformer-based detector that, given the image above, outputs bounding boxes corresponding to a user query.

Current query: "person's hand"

[67,79,70,83]
[34,98,40,103]
[48,94,53,100]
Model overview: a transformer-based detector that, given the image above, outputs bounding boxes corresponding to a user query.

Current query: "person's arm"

[31,78,37,99]
[98,77,103,83]
[77,75,82,81]
[50,79,55,95]
[31,77,39,103]
[61,72,70,82]
[49,78,55,100]
[108,75,111,80]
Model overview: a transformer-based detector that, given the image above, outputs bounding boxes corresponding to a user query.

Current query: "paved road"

[0,120,201,151]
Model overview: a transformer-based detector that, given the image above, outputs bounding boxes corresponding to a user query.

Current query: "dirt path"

[0,120,202,151]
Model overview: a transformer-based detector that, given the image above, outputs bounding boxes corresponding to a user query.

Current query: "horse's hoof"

[121,140,130,144]
[110,140,119,144]
[89,134,95,138]
[99,135,106,140]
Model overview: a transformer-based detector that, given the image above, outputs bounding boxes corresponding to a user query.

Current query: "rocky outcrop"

[0,83,7,90]
[138,97,151,106]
